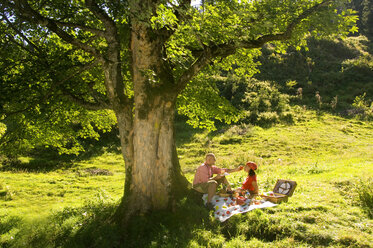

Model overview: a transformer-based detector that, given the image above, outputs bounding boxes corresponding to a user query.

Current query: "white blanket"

[203,194,277,222]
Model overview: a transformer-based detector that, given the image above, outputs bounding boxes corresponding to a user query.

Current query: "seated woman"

[235,161,259,199]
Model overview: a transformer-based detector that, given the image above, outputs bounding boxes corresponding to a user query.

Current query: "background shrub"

[351,93,373,120]
[217,76,292,126]
[356,178,373,218]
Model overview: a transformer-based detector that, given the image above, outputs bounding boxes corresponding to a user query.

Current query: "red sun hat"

[246,161,257,170]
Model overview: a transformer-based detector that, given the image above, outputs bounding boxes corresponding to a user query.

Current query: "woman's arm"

[252,181,259,194]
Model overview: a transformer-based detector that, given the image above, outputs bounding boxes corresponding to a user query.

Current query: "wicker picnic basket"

[261,179,297,204]
[262,192,289,203]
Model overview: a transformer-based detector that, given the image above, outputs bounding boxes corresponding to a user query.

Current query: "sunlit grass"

[0,153,125,220]
[1,109,372,247]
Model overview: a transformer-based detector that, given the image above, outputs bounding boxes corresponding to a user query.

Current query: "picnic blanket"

[202,194,277,222]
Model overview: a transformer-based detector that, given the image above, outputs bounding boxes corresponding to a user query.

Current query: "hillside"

[1,110,372,247]
[255,35,373,112]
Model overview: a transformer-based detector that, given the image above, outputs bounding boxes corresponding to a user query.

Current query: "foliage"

[0,0,358,156]
[0,19,117,157]
[216,76,292,126]
[0,108,117,158]
[352,93,373,120]
[254,35,373,113]
[177,75,241,131]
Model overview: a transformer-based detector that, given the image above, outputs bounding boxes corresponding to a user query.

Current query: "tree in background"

[0,0,357,222]
[349,0,373,37]
[361,0,373,36]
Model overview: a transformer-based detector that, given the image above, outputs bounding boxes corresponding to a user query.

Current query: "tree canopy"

[0,0,358,216]
[0,0,357,156]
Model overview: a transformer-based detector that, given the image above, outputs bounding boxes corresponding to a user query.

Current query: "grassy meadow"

[1,108,372,247]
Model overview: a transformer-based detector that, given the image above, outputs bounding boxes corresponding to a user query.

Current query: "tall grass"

[356,178,373,218]
[0,182,13,201]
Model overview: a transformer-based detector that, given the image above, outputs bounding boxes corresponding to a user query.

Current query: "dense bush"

[356,178,373,218]
[217,76,293,126]
[351,93,373,120]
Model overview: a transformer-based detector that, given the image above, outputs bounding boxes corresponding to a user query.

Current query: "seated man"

[193,153,242,209]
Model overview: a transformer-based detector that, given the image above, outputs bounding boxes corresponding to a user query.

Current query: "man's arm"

[210,165,242,180]
[225,166,243,173]
[209,173,224,180]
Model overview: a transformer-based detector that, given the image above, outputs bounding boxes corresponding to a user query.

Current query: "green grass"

[1,109,373,247]
[0,153,125,220]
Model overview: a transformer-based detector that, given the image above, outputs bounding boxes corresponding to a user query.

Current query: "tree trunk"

[115,100,189,223]
[132,98,177,209]
[115,22,190,220]
[116,106,134,201]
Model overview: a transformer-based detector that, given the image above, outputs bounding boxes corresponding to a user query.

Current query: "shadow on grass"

[0,157,76,173]
[62,203,339,248]
[0,129,122,173]
[3,193,366,248]
[0,117,203,174]
[3,194,211,248]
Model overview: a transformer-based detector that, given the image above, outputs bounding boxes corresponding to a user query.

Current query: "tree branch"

[237,0,333,49]
[87,81,112,108]
[6,34,40,57]
[59,87,110,111]
[13,0,104,61]
[54,20,106,37]
[174,46,213,94]
[177,0,333,93]
[2,60,104,119]
[170,0,192,24]
[1,13,44,56]
[84,0,116,38]
[84,0,132,109]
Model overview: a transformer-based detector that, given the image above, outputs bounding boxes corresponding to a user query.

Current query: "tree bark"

[114,22,190,221]
[131,98,177,210]
[115,100,190,223]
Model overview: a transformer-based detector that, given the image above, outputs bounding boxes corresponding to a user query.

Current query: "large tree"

[0,0,356,221]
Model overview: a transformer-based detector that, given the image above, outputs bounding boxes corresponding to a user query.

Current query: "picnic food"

[235,196,246,205]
